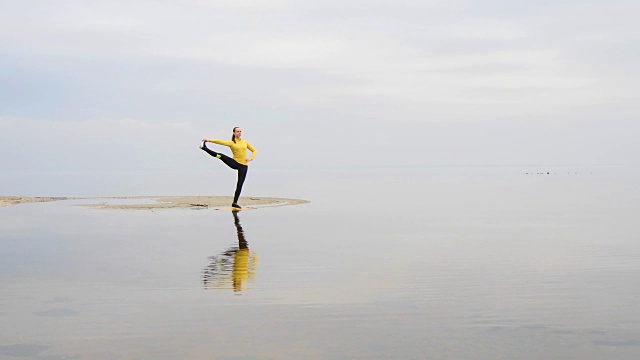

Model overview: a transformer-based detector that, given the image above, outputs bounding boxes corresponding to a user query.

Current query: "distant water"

[1,166,639,359]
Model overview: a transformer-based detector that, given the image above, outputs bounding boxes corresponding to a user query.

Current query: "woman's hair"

[232,127,240,143]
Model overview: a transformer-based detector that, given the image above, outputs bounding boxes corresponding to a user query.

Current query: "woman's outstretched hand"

[202,138,208,142]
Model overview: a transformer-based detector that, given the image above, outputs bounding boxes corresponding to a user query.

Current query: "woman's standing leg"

[233,165,248,206]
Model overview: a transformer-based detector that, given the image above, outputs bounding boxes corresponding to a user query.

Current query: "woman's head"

[232,127,242,143]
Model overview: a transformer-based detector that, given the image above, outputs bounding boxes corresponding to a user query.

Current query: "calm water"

[1,167,640,359]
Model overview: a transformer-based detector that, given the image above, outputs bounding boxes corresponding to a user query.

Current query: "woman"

[200,127,257,209]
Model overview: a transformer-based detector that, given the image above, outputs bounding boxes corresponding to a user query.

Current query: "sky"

[1,0,639,195]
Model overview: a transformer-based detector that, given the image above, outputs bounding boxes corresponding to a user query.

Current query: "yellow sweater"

[208,138,256,165]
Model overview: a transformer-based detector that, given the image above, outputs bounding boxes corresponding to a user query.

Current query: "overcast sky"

[1,0,639,195]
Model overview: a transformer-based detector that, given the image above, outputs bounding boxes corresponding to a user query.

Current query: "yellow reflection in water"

[202,211,257,292]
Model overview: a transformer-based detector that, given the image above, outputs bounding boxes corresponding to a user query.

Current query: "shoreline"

[0,196,69,207]
[0,196,309,210]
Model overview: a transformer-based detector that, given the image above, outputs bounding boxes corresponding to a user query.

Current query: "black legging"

[201,146,248,204]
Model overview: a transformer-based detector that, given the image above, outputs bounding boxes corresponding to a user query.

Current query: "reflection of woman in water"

[199,127,257,209]
[202,211,257,292]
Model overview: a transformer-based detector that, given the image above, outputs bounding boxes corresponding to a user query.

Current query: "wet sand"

[0,196,309,210]
[79,196,309,210]
[0,196,69,207]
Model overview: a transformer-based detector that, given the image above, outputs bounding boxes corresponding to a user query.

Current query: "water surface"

[1,166,639,359]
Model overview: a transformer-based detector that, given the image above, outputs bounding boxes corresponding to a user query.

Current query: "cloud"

[1,0,639,180]
[0,116,202,171]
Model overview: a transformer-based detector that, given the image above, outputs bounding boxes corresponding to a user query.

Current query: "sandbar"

[0,196,308,210]
[0,196,69,207]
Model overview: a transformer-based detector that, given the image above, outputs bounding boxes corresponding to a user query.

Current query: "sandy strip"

[0,196,69,207]
[0,196,309,210]
[79,196,309,210]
